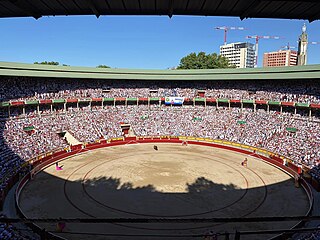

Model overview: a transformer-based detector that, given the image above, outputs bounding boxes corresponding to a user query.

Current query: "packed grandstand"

[0,73,320,239]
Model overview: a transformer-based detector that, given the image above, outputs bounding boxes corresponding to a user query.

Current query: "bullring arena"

[18,141,311,240]
[0,62,320,240]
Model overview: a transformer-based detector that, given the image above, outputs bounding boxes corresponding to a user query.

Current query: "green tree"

[177,52,234,69]
[96,65,110,68]
[34,61,59,65]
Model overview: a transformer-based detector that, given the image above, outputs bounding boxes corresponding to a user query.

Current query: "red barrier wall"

[125,137,136,141]
[70,144,82,151]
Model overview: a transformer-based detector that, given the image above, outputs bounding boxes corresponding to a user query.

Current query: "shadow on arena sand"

[17,169,310,240]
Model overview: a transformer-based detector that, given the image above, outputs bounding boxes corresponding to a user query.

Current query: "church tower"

[297,23,308,66]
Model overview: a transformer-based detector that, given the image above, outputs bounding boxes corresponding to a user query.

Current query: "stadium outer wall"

[13,136,314,240]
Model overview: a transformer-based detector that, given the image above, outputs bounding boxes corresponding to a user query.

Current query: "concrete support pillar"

[22,106,25,115]
[280,106,283,113]
[254,104,256,112]
[294,107,297,115]
[267,104,270,113]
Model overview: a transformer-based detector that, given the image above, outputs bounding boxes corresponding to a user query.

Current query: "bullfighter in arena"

[241,158,248,167]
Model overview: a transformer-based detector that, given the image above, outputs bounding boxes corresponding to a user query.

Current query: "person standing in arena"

[242,158,248,167]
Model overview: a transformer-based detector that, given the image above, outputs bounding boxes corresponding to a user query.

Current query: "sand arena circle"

[18,142,310,239]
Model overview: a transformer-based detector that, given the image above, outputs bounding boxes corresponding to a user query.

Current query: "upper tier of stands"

[0,77,319,104]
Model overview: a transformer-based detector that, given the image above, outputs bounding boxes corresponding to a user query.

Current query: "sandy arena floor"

[19,143,310,240]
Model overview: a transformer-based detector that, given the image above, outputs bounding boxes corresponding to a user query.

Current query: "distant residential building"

[220,42,255,68]
[263,50,298,67]
[297,23,308,66]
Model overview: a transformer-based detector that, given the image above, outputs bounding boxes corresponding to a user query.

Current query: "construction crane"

[296,41,320,45]
[246,35,282,67]
[281,42,296,50]
[281,41,320,51]
[308,41,320,45]
[215,26,245,45]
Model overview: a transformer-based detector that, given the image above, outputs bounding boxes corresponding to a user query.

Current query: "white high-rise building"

[220,42,255,68]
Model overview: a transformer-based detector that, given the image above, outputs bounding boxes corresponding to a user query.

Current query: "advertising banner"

[165,97,184,105]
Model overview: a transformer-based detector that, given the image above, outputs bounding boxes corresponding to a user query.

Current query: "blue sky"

[0,16,319,69]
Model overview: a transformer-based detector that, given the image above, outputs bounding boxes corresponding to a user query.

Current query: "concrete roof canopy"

[1,61,320,81]
[0,0,320,21]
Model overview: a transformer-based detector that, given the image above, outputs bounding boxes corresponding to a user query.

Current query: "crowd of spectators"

[1,105,319,178]
[0,77,319,103]
[296,228,320,240]
[0,214,37,240]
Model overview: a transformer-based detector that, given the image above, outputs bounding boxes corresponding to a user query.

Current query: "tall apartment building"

[220,42,255,68]
[263,50,298,67]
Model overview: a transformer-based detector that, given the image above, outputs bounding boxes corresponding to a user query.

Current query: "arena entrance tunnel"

[14,136,313,240]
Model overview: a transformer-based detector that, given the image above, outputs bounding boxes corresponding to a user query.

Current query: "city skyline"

[0,16,319,69]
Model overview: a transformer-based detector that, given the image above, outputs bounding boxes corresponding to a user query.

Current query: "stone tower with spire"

[297,23,308,66]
